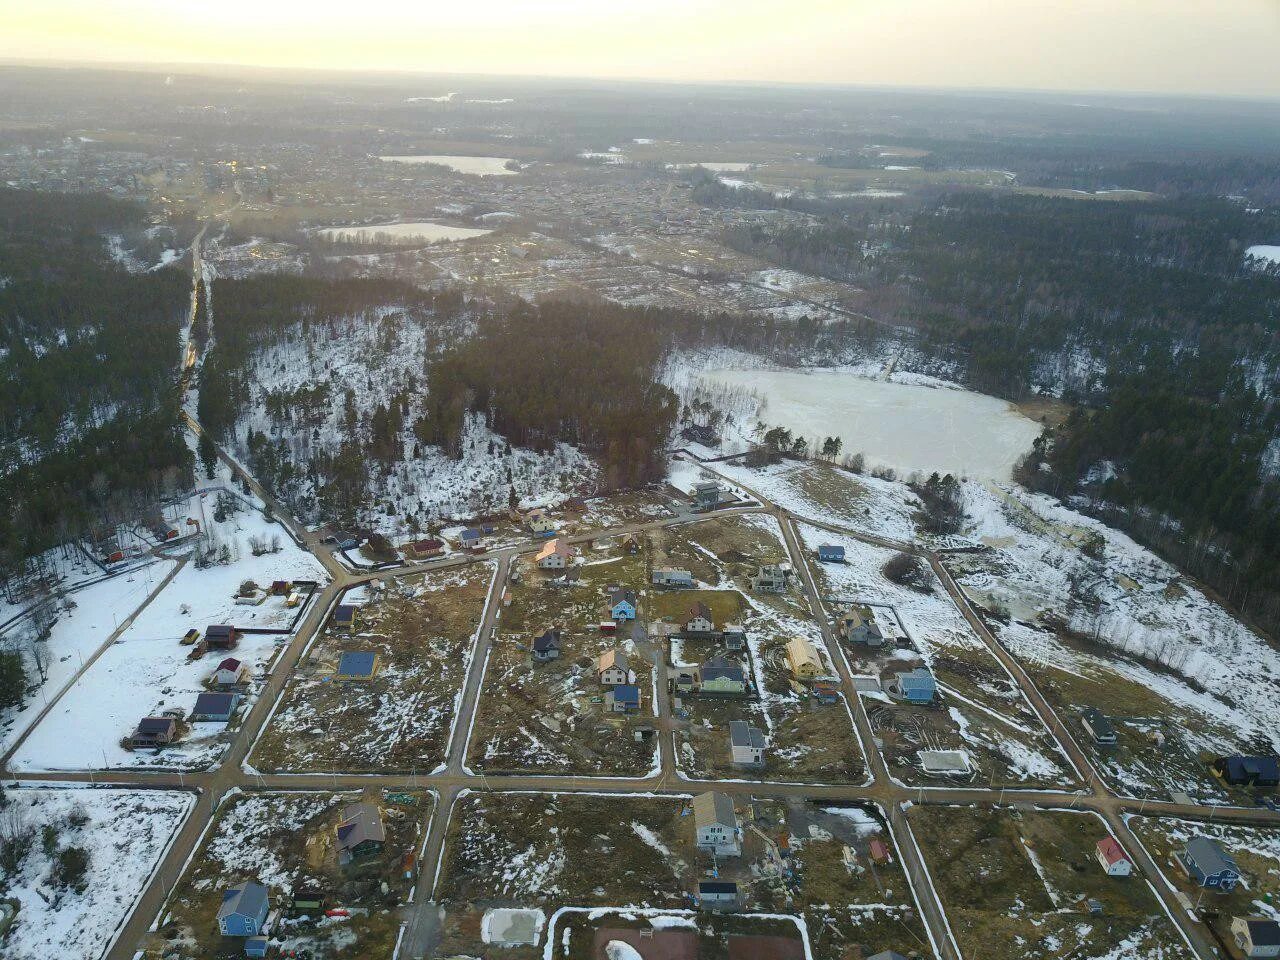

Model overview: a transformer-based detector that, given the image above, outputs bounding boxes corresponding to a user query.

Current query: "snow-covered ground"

[1244,244,1280,268]
[10,496,326,771]
[0,784,194,960]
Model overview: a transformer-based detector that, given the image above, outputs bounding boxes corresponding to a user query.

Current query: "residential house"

[698,656,748,696]
[1214,756,1280,788]
[270,580,292,596]
[729,720,767,769]
[652,567,694,588]
[130,716,177,750]
[458,527,484,549]
[721,623,746,651]
[216,881,270,937]
[894,668,937,705]
[785,636,824,680]
[335,803,386,864]
[532,629,561,662]
[751,564,790,594]
[692,791,740,856]
[404,538,444,560]
[1095,837,1133,877]
[1082,707,1117,746]
[1180,836,1241,890]
[535,538,573,570]
[869,838,892,865]
[206,624,240,650]
[697,880,739,910]
[1231,917,1280,959]
[693,481,723,510]
[684,601,717,635]
[191,692,239,722]
[838,608,884,647]
[335,651,380,680]
[597,649,630,686]
[622,535,640,555]
[817,544,845,563]
[609,588,638,621]
[606,683,641,713]
[526,510,557,536]
[330,604,358,631]
[211,657,247,688]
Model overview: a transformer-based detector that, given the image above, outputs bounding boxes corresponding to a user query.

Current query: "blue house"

[217,881,270,937]
[609,588,637,621]
[895,668,937,705]
[817,544,845,563]
[459,527,484,548]
[1214,755,1280,787]
[1180,836,1241,890]
[191,692,239,722]
[607,684,641,713]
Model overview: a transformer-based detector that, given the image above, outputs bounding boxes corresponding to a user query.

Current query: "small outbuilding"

[817,544,845,563]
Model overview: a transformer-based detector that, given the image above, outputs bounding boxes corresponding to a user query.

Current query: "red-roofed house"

[1095,837,1133,877]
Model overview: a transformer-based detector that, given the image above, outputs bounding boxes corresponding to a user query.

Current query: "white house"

[729,720,767,769]
[692,791,740,857]
[597,648,630,687]
[535,539,573,569]
[1095,837,1133,877]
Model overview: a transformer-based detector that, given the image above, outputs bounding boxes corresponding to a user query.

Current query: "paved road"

[9,418,1274,960]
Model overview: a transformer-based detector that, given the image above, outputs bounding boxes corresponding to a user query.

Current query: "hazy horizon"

[7,0,1280,100]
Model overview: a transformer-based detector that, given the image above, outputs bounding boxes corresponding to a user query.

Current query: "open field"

[797,523,1077,789]
[0,785,195,960]
[911,805,1192,960]
[142,789,432,960]
[1129,816,1280,951]
[467,539,657,776]
[250,563,493,773]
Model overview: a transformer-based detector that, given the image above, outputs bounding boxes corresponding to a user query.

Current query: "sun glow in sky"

[5,0,1280,97]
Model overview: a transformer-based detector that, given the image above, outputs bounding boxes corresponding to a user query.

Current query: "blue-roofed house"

[1180,836,1241,890]
[336,651,380,680]
[459,527,484,548]
[609,588,637,621]
[331,604,357,630]
[817,544,845,563]
[606,684,641,713]
[697,656,748,696]
[191,691,239,722]
[217,881,270,937]
[895,668,937,705]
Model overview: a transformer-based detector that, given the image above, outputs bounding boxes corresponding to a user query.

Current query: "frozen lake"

[700,368,1041,480]
[317,221,492,244]
[378,155,518,176]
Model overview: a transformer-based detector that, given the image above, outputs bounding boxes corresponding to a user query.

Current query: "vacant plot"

[468,541,656,775]
[910,805,1191,960]
[143,790,432,960]
[1130,816,1280,949]
[251,563,493,773]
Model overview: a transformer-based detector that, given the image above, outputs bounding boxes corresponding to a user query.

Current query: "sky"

[5,0,1280,99]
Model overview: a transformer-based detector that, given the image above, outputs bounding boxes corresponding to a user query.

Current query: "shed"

[244,937,269,958]
[206,624,240,649]
[698,880,739,909]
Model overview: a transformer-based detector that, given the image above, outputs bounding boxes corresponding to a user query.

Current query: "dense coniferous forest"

[0,189,192,575]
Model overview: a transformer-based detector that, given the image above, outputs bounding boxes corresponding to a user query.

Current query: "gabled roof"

[699,881,738,894]
[136,717,175,735]
[897,667,935,691]
[193,692,237,716]
[533,629,561,652]
[332,604,357,622]
[688,601,713,622]
[1082,707,1116,736]
[610,684,640,705]
[336,803,385,850]
[206,624,236,638]
[336,651,378,677]
[218,881,268,921]
[692,791,736,830]
[1244,919,1280,947]
[609,587,637,607]
[598,648,629,673]
[535,538,571,562]
[1185,836,1239,876]
[728,719,766,749]
[700,655,745,683]
[216,657,242,673]
[1096,837,1129,865]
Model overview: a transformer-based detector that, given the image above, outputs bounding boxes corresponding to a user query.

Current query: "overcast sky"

[7,0,1280,98]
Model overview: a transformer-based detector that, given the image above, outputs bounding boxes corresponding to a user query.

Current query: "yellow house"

[785,636,823,680]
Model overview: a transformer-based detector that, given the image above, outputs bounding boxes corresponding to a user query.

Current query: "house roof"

[336,803,385,850]
[460,527,483,539]
[819,544,844,554]
[723,622,745,635]
[610,587,637,606]
[193,692,237,716]
[1096,837,1129,865]
[699,881,738,894]
[332,604,357,622]
[1082,707,1116,736]
[729,719,766,749]
[216,657,242,673]
[1243,919,1280,947]
[688,601,713,622]
[692,791,736,829]
[336,651,378,677]
[610,684,640,705]
[136,717,175,735]
[700,656,744,683]
[206,624,235,638]
[533,629,561,651]
[1185,836,1239,876]
[1223,755,1280,779]
[896,668,936,692]
[535,538,571,562]
[409,538,443,551]
[786,636,822,669]
[598,648,629,673]
[218,881,268,921]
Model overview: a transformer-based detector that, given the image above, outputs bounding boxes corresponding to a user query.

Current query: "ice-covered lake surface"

[700,367,1041,480]
[676,161,753,171]
[378,154,518,176]
[317,221,493,243]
